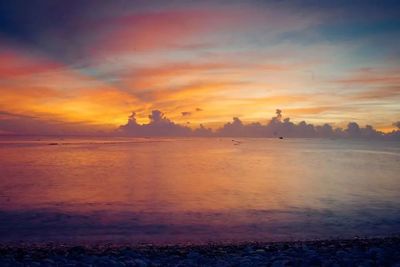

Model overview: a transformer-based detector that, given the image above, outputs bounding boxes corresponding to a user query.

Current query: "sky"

[0,0,399,135]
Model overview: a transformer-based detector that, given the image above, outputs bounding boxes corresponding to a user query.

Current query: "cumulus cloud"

[345,122,361,138]
[2,109,399,140]
[116,109,399,140]
[119,110,194,136]
[193,124,213,137]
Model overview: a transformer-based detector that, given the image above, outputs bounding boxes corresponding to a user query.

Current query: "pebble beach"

[1,237,400,267]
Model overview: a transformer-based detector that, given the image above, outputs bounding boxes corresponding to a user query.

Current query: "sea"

[0,137,399,244]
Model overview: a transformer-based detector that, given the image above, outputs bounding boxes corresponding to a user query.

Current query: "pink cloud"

[90,5,318,56]
[331,68,400,86]
[0,48,62,78]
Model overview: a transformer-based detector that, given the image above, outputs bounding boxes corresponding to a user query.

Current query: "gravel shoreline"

[1,237,400,266]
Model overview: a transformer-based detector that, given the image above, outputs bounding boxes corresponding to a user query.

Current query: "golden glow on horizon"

[0,4,399,135]
[0,46,398,133]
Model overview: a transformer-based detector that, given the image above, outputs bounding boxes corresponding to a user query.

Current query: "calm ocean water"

[0,137,399,244]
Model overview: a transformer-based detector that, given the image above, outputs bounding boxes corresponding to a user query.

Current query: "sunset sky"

[0,0,399,135]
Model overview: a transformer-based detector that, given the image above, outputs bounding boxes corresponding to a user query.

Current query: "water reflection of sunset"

[1,138,399,242]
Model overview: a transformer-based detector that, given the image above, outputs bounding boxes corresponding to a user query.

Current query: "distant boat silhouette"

[232,139,241,145]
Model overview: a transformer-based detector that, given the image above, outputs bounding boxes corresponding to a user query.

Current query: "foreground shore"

[1,237,399,267]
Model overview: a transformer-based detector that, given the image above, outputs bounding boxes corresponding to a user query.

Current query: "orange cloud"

[0,10,398,135]
[0,47,139,126]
